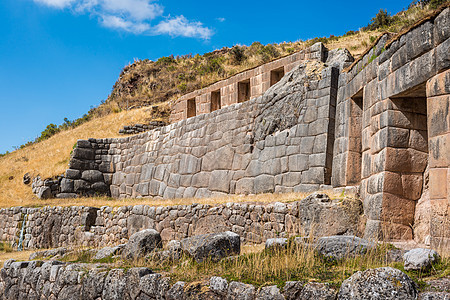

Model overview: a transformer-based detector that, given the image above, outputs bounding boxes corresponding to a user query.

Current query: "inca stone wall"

[0,193,362,250]
[60,45,353,200]
[170,43,328,122]
[27,7,450,245]
[332,7,449,246]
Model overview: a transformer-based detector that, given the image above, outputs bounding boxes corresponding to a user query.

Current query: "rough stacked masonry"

[0,194,362,249]
[30,8,449,246]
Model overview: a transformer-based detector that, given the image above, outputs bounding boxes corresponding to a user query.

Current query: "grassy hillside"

[0,1,446,207]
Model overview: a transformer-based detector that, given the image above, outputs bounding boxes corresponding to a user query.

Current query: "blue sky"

[0,0,412,153]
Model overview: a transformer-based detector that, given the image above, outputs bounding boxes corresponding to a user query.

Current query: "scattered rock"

[300,282,337,300]
[23,173,31,185]
[122,229,162,260]
[166,281,186,300]
[227,281,256,300]
[256,285,284,300]
[316,235,375,260]
[338,267,418,299]
[180,231,240,263]
[282,281,304,300]
[93,244,125,260]
[29,247,68,260]
[265,238,288,251]
[403,248,440,271]
[210,276,228,297]
[386,248,406,263]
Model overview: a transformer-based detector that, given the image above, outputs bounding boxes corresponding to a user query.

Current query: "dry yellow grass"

[0,250,35,268]
[0,107,156,207]
[0,190,348,209]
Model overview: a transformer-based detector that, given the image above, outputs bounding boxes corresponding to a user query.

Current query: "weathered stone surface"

[403,248,440,271]
[122,229,162,260]
[81,170,104,183]
[256,285,284,300]
[282,281,304,300]
[265,238,288,251]
[181,231,240,262]
[300,282,337,300]
[210,276,229,297]
[166,281,186,300]
[316,236,375,260]
[93,244,125,260]
[298,193,363,237]
[338,267,418,300]
[227,281,256,300]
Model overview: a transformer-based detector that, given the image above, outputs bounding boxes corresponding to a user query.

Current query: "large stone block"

[207,170,231,193]
[235,178,254,194]
[201,146,234,171]
[253,175,275,193]
[434,7,450,45]
[427,95,449,138]
[179,154,201,175]
[288,154,308,172]
[81,170,104,183]
[72,148,95,160]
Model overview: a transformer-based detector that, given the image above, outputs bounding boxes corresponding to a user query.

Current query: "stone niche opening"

[187,98,196,118]
[385,82,428,239]
[270,67,285,86]
[347,89,363,185]
[210,89,221,112]
[238,79,251,103]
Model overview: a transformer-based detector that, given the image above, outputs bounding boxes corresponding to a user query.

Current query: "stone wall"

[170,43,328,122]
[59,48,352,199]
[119,121,167,135]
[0,260,324,300]
[0,193,362,250]
[332,7,450,245]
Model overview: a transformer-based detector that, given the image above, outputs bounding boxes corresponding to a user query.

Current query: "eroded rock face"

[256,285,284,300]
[337,267,418,300]
[265,238,288,251]
[403,248,440,271]
[93,244,125,260]
[300,283,337,300]
[122,229,162,260]
[180,231,240,263]
[298,193,363,237]
[316,235,375,260]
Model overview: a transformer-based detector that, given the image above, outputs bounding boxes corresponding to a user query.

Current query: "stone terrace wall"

[333,7,450,245]
[170,43,328,122]
[60,49,353,200]
[0,194,362,250]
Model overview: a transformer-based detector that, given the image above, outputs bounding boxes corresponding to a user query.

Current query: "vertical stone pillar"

[426,70,450,249]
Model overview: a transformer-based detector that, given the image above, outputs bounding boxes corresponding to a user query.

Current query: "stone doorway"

[347,89,363,185]
[238,79,250,103]
[383,82,428,240]
[211,90,221,112]
[187,98,196,118]
[270,67,285,86]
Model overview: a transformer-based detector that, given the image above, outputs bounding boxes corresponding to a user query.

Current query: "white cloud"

[216,17,225,22]
[100,14,150,33]
[34,0,75,8]
[154,16,213,39]
[32,0,213,39]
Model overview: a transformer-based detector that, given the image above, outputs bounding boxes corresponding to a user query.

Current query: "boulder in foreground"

[180,231,240,262]
[338,267,417,300]
[122,229,162,260]
[403,248,440,271]
[316,235,375,260]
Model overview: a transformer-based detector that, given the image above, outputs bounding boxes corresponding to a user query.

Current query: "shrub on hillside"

[363,9,395,31]
[230,45,246,65]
